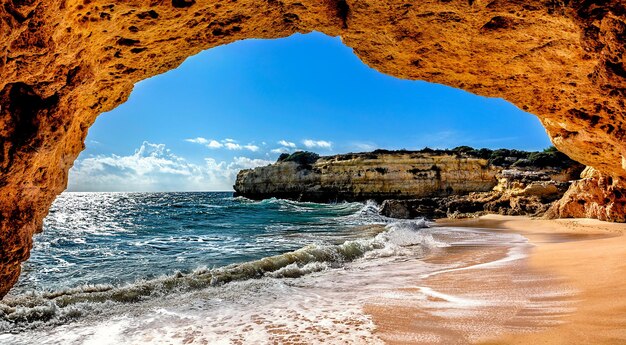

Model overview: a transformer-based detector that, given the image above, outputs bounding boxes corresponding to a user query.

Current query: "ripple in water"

[0,192,576,344]
[13,192,386,294]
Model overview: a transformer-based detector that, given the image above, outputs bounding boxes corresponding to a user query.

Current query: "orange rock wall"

[0,0,624,297]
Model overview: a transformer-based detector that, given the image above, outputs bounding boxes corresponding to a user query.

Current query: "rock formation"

[234,150,501,202]
[381,168,577,219]
[0,0,624,297]
[547,167,626,222]
[235,149,583,219]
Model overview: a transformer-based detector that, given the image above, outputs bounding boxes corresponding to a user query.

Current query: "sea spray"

[0,193,558,345]
[1,193,437,333]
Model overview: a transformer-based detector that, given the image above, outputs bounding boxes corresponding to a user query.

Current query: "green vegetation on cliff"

[460,146,577,169]
[276,151,320,165]
[277,146,579,171]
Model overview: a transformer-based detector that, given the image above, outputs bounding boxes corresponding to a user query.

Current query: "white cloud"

[67,141,272,192]
[271,147,293,154]
[186,137,258,151]
[302,139,332,149]
[185,137,209,145]
[200,156,272,189]
[278,140,296,148]
[207,140,223,148]
[230,156,273,169]
[243,144,260,152]
[224,142,241,150]
[349,141,377,152]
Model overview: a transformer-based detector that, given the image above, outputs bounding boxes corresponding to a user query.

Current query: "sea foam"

[1,209,433,333]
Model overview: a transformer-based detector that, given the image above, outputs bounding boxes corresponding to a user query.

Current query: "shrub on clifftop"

[514,146,575,169]
[277,153,290,162]
[276,151,320,165]
[449,145,578,169]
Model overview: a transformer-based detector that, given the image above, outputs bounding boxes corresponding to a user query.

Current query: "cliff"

[235,150,500,202]
[0,0,624,297]
[234,149,583,213]
[381,168,576,219]
[547,167,626,222]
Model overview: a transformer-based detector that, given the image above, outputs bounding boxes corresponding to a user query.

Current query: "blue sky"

[68,32,551,192]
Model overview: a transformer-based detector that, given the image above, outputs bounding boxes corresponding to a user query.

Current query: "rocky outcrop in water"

[235,148,584,219]
[0,0,624,297]
[235,150,501,202]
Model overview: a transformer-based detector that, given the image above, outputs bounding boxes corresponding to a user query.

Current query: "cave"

[0,0,625,298]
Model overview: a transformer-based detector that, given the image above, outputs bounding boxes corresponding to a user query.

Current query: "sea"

[0,192,575,344]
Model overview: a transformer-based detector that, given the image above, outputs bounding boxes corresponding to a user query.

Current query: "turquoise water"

[0,192,551,344]
[4,192,428,335]
[14,192,386,294]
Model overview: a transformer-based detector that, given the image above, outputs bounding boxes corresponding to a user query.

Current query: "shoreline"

[366,215,626,344]
[4,207,626,344]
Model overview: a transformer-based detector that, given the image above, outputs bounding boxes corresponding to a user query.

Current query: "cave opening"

[8,32,555,296]
[2,1,625,340]
[70,32,551,192]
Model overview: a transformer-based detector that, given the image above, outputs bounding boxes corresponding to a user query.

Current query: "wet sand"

[365,215,626,344]
[5,215,626,344]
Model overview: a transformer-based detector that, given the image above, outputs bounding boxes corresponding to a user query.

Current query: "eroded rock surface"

[235,149,583,219]
[234,151,500,202]
[547,167,626,222]
[381,168,579,219]
[0,0,625,297]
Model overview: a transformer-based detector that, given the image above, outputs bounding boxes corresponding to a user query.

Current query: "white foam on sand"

[419,229,531,279]
[1,224,575,345]
[417,286,488,308]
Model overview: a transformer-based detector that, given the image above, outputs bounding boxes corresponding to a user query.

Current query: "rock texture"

[234,151,500,202]
[381,168,578,219]
[0,0,624,297]
[235,149,583,219]
[547,167,626,222]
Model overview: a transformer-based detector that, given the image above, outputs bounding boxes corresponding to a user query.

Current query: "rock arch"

[0,0,624,297]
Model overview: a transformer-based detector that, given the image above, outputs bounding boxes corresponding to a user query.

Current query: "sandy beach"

[365,215,626,344]
[4,210,626,344]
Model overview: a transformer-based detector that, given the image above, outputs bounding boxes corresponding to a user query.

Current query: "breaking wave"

[0,197,438,333]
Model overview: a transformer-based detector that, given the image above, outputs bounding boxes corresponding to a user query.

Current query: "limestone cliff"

[0,0,625,297]
[547,167,626,222]
[381,168,577,219]
[234,149,583,211]
[235,151,500,202]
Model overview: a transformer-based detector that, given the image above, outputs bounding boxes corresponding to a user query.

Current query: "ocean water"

[0,192,575,344]
[12,192,390,294]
